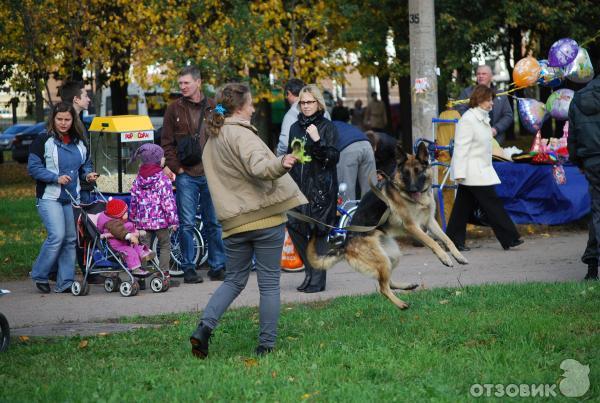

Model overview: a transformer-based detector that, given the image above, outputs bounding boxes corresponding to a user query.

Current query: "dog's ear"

[416,141,429,165]
[396,141,407,166]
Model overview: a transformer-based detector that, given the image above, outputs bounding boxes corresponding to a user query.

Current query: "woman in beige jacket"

[446,85,522,251]
[190,83,307,359]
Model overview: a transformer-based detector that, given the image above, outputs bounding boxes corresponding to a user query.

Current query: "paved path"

[0,231,588,335]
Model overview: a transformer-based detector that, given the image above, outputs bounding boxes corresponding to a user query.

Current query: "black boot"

[303,269,326,293]
[585,265,599,280]
[296,273,311,291]
[190,323,213,359]
[255,345,274,356]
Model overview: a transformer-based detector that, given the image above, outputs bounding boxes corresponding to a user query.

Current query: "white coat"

[450,107,501,186]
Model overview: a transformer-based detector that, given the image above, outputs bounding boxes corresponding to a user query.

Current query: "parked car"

[0,123,33,164]
[12,122,47,164]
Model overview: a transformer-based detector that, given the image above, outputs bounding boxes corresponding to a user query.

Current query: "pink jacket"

[129,169,178,230]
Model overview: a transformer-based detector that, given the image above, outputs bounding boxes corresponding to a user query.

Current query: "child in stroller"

[96,198,156,275]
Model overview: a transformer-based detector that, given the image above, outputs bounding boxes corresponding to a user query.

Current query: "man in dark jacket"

[456,65,513,145]
[568,74,600,280]
[161,66,225,284]
[365,130,397,179]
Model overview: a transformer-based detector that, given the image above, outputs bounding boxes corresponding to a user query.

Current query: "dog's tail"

[306,235,344,271]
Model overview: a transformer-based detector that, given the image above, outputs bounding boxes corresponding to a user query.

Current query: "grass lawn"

[1,282,598,402]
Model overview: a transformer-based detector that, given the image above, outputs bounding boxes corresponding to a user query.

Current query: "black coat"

[568,75,600,169]
[287,111,339,236]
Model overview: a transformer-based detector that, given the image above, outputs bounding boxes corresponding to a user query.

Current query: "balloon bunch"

[513,38,595,133]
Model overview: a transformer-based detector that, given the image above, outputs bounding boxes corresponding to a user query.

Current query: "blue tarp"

[494,162,590,225]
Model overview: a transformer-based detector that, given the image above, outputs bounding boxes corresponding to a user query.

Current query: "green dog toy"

[290,138,312,164]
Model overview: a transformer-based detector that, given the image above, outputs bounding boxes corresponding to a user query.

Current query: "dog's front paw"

[454,253,468,265]
[439,253,454,267]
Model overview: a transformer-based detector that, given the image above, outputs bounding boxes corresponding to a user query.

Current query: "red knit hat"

[105,198,128,219]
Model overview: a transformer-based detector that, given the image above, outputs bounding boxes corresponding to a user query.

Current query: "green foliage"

[1,282,598,401]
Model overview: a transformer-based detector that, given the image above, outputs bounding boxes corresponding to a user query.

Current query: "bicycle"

[328,182,360,247]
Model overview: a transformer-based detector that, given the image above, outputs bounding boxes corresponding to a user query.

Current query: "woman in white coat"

[446,85,523,251]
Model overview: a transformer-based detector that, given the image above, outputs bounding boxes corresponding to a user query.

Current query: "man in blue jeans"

[161,66,226,283]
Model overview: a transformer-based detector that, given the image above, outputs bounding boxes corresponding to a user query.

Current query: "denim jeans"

[201,224,285,348]
[31,198,76,292]
[175,173,225,273]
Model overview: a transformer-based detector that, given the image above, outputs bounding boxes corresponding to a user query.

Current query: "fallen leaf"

[18,336,29,342]
[97,332,109,337]
[455,291,462,296]
[439,299,450,304]
[78,340,89,349]
[243,358,258,367]
[173,320,180,325]
[271,371,277,378]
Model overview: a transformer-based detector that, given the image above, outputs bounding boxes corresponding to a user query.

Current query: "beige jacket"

[202,117,307,232]
[450,107,501,186]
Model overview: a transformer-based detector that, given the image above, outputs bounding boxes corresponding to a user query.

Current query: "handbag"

[177,98,207,166]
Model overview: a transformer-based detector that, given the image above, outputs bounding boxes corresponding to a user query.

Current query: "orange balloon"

[513,57,541,88]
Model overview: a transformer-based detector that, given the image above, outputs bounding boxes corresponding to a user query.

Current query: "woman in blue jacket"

[28,102,98,293]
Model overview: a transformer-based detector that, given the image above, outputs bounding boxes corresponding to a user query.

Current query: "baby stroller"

[68,189,171,297]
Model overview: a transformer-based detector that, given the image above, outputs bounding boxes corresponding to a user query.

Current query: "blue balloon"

[537,60,564,88]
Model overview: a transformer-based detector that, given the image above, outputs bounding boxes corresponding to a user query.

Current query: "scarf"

[297,110,325,130]
[139,163,163,178]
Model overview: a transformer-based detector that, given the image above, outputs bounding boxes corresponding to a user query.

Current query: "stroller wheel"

[119,281,136,297]
[150,276,164,293]
[71,281,89,296]
[104,277,119,293]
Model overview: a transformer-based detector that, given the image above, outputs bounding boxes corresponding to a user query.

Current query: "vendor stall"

[88,115,155,194]
[494,162,590,225]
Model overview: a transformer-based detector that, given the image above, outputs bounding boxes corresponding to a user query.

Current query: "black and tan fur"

[307,142,468,309]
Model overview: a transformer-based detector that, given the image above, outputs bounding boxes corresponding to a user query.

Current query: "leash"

[286,177,391,233]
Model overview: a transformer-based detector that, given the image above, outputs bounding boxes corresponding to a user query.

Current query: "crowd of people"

[26,63,598,357]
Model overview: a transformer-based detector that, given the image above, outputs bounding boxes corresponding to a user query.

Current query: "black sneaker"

[585,265,599,281]
[184,270,204,284]
[190,323,212,359]
[208,269,225,281]
[255,345,274,356]
[35,282,51,294]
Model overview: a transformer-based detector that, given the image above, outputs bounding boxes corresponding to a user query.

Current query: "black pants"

[287,225,327,290]
[446,184,520,249]
[582,164,600,267]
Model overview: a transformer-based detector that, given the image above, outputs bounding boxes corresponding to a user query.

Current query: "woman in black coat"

[287,84,339,293]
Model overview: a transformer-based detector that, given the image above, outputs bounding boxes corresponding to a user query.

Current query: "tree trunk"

[398,76,412,148]
[253,98,273,148]
[378,74,392,135]
[110,79,128,116]
[34,78,44,122]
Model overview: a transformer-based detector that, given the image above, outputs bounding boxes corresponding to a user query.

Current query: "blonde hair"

[297,84,326,112]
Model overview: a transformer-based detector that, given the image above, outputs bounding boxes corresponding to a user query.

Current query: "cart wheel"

[71,281,89,296]
[150,277,164,293]
[0,313,9,352]
[104,277,118,293]
[119,281,134,297]
[162,278,170,292]
[131,281,140,296]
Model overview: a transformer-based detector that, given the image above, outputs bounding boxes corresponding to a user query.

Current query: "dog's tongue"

[410,192,422,201]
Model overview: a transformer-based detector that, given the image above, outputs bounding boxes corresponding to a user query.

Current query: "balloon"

[548,38,579,67]
[537,59,564,87]
[518,98,548,134]
[513,57,541,88]
[564,47,595,83]
[545,89,574,121]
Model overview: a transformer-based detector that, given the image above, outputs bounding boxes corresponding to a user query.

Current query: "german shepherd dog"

[307,142,468,309]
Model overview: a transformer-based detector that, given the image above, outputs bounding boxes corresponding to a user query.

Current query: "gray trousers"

[336,141,376,200]
[201,224,285,348]
[140,228,170,271]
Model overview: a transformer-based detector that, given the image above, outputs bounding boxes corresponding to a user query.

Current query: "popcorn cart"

[88,115,155,194]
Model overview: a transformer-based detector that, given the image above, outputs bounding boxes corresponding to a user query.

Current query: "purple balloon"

[548,38,579,67]
[518,98,548,134]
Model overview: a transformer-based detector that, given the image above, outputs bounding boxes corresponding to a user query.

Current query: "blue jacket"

[332,121,369,151]
[28,131,92,202]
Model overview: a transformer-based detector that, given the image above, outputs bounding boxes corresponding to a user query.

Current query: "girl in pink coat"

[129,143,179,274]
